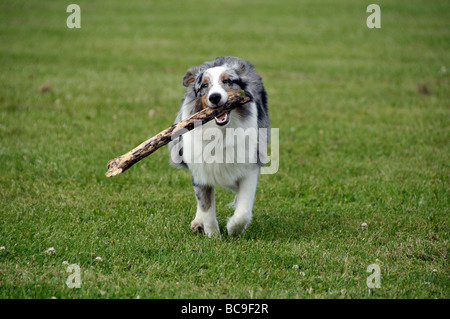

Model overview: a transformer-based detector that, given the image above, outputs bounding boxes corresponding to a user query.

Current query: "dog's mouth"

[214,111,231,126]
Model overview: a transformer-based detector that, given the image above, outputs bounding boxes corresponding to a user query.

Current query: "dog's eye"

[222,79,231,85]
[201,83,208,89]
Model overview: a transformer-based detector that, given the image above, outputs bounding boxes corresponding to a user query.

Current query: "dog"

[168,56,269,237]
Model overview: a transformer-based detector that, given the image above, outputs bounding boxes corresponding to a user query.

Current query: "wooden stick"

[105,93,250,177]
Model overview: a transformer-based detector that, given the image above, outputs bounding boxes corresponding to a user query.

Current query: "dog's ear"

[182,67,197,87]
[238,62,247,76]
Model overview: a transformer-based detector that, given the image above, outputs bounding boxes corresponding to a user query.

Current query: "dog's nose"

[208,93,222,105]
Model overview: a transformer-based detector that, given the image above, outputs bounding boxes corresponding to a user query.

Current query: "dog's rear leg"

[227,168,259,236]
[191,184,220,238]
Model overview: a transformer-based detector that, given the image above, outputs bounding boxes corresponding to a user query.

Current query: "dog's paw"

[191,218,221,239]
[203,221,221,239]
[205,228,221,239]
[227,214,251,236]
[190,220,204,233]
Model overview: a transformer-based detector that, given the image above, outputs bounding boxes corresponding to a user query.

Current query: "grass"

[0,0,448,299]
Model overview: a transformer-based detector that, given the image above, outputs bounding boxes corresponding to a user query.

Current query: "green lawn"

[0,0,448,299]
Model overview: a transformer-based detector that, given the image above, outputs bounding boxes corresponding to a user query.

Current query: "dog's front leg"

[227,168,259,236]
[191,184,220,238]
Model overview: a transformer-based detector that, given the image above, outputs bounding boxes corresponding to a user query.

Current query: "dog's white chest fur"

[182,103,258,189]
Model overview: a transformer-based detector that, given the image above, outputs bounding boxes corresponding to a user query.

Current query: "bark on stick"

[105,93,250,177]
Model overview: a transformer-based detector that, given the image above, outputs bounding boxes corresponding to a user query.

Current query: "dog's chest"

[182,112,258,188]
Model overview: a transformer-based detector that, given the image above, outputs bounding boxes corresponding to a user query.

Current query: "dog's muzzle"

[208,92,230,125]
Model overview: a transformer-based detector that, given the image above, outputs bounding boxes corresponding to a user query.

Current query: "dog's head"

[183,63,246,126]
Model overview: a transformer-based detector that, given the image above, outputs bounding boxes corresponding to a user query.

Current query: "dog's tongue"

[216,113,227,122]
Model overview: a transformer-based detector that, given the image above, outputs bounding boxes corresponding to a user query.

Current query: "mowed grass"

[0,0,448,299]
